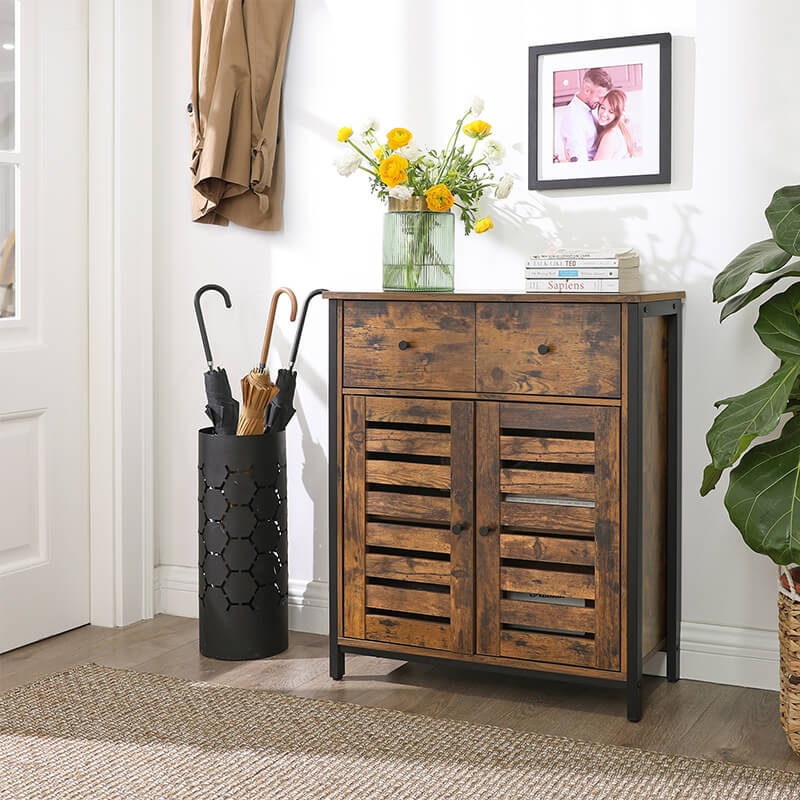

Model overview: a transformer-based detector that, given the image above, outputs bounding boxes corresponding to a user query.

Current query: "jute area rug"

[0,664,798,799]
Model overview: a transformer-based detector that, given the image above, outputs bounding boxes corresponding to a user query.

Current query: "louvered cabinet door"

[341,396,474,654]
[475,402,621,671]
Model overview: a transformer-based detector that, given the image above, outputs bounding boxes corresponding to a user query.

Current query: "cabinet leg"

[667,646,680,683]
[330,646,345,680]
[626,680,642,722]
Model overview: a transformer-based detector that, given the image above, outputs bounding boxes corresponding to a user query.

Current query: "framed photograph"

[528,33,671,190]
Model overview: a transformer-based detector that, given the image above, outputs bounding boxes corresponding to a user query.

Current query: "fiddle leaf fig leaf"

[704,360,800,473]
[754,282,800,361]
[712,239,790,303]
[719,262,800,322]
[700,463,724,496]
[724,413,800,565]
[766,185,800,257]
[700,436,756,496]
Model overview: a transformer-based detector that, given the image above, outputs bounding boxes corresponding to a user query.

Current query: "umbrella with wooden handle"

[237,286,297,436]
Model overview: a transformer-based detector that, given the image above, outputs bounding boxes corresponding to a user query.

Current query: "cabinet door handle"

[398,340,410,350]
[451,522,464,535]
[538,344,550,355]
[479,525,492,537]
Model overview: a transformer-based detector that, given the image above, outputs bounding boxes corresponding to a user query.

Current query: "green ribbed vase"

[382,197,454,292]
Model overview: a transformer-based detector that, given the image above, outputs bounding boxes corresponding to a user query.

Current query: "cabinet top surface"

[323,290,685,303]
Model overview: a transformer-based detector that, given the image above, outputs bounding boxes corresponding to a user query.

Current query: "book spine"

[528,253,607,259]
[526,258,627,268]
[525,278,630,292]
[524,268,620,278]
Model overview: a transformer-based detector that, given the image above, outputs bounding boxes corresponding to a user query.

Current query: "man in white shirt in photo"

[560,68,613,162]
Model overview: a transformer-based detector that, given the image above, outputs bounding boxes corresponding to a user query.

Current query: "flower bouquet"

[334,99,513,291]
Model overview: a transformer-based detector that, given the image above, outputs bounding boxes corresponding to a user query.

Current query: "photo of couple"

[554,65,643,164]
[529,34,670,189]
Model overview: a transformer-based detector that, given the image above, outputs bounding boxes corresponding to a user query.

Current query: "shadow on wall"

[489,192,716,291]
[294,399,328,587]
[266,321,328,596]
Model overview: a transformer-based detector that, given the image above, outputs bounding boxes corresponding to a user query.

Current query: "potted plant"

[332,100,513,292]
[701,184,800,755]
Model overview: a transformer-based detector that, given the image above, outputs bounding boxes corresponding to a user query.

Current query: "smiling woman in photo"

[593,88,636,160]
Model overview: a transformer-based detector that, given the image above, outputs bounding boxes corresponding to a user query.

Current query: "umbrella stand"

[266,288,327,433]
[199,426,288,659]
[194,284,239,435]
[237,286,298,436]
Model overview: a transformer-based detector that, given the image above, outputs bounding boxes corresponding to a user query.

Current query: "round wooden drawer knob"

[398,340,410,350]
[538,344,550,355]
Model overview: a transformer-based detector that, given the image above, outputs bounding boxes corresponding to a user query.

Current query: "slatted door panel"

[476,402,620,670]
[342,396,474,654]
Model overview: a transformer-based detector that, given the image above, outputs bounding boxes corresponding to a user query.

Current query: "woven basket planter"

[779,588,800,756]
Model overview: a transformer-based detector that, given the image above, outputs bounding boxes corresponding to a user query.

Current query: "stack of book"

[525,248,640,293]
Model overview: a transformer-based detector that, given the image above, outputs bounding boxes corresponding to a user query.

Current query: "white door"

[0,0,89,652]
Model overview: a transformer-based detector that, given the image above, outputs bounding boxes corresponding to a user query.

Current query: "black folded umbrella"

[194,284,239,435]
[203,369,239,435]
[266,288,326,433]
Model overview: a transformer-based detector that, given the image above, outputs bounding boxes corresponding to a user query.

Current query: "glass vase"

[382,197,454,292]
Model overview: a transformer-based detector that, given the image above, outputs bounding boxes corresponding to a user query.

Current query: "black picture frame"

[528,32,671,190]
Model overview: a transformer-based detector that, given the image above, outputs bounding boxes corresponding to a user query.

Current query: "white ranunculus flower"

[360,116,379,135]
[395,142,426,162]
[333,151,362,177]
[495,174,514,199]
[421,154,436,167]
[471,96,485,116]
[484,138,506,165]
[388,185,413,200]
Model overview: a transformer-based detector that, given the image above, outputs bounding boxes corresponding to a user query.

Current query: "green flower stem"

[346,138,379,168]
[435,110,470,184]
[437,113,467,174]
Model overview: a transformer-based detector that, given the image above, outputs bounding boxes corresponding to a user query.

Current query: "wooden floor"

[1,614,797,772]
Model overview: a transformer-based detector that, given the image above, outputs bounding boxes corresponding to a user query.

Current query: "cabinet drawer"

[343,301,475,391]
[476,303,621,397]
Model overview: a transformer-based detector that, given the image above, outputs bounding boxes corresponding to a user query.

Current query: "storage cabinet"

[326,292,684,721]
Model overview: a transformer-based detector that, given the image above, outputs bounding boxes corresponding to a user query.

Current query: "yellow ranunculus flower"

[463,120,491,139]
[374,148,383,160]
[387,127,412,150]
[475,216,494,234]
[425,183,455,212]
[378,154,409,188]
[337,126,353,142]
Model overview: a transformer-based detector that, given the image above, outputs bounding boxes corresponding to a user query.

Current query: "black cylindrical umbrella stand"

[198,427,288,660]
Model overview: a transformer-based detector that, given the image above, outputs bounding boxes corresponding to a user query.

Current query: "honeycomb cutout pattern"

[198,454,288,614]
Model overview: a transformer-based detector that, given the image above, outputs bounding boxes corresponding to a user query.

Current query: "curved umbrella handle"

[289,289,328,369]
[259,286,298,371]
[194,284,232,370]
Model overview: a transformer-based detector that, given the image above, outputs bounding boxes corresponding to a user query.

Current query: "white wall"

[152,0,800,688]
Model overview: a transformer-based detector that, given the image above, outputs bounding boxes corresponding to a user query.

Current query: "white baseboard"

[154,565,199,620]
[154,566,779,691]
[154,565,329,635]
[679,621,778,691]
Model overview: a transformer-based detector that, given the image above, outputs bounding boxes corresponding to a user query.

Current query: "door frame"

[87,0,154,627]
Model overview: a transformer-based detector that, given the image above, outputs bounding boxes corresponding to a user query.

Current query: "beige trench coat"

[189,0,294,230]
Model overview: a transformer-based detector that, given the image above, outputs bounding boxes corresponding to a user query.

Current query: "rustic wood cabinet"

[325,291,684,721]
